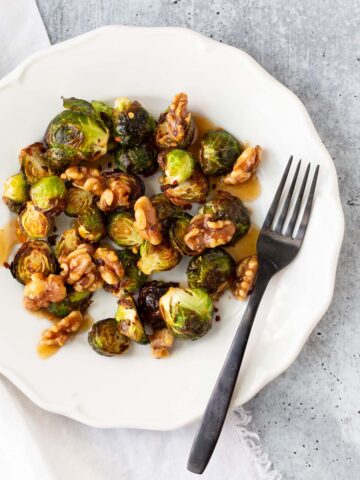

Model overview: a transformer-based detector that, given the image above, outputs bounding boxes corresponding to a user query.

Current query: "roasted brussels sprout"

[107,211,143,248]
[138,280,179,330]
[102,171,145,208]
[112,97,156,147]
[187,248,236,298]
[44,97,109,168]
[76,206,106,242]
[162,170,209,206]
[115,292,148,344]
[54,228,82,261]
[155,93,197,149]
[11,240,57,285]
[199,129,242,176]
[91,100,114,128]
[137,241,181,275]
[2,173,29,213]
[159,287,213,340]
[116,248,147,293]
[200,190,250,243]
[169,214,197,256]
[115,144,158,176]
[150,193,183,230]
[47,289,92,318]
[158,149,195,185]
[88,318,130,356]
[19,202,54,239]
[30,176,67,216]
[65,187,93,217]
[19,142,55,185]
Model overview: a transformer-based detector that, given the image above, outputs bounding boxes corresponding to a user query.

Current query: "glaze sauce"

[0,218,25,265]
[225,225,260,263]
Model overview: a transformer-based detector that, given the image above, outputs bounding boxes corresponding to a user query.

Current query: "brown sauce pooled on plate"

[0,218,25,265]
[225,225,260,263]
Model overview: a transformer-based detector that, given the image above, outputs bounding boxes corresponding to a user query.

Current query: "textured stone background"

[35,0,360,478]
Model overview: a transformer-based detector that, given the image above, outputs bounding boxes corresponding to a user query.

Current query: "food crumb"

[215,315,221,322]
[3,261,10,269]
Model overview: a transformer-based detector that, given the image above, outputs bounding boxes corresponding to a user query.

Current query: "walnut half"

[60,244,103,292]
[23,273,67,311]
[133,196,163,245]
[184,214,236,253]
[39,310,84,347]
[97,176,132,212]
[94,247,124,286]
[149,328,174,359]
[233,255,259,300]
[61,166,105,196]
[223,146,262,185]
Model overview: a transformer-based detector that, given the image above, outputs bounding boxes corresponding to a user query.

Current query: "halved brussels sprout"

[107,211,143,248]
[199,129,242,176]
[138,241,181,275]
[159,287,213,340]
[158,149,195,185]
[11,240,57,285]
[19,202,54,239]
[200,190,250,243]
[91,100,114,128]
[115,292,148,344]
[65,187,93,217]
[187,248,236,298]
[30,176,67,216]
[44,98,109,168]
[88,318,130,356]
[54,228,82,261]
[117,249,147,293]
[138,280,179,330]
[47,289,92,318]
[150,193,183,230]
[162,170,209,206]
[155,93,197,149]
[76,206,106,242]
[102,171,145,207]
[169,214,197,256]
[2,173,29,213]
[115,144,158,176]
[19,142,55,185]
[112,97,156,147]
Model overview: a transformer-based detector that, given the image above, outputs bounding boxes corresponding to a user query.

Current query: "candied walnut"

[149,328,174,359]
[97,176,132,212]
[40,310,83,347]
[156,93,192,147]
[23,273,66,311]
[61,166,105,196]
[133,196,163,245]
[94,247,124,285]
[60,243,103,292]
[233,255,259,300]
[184,214,236,253]
[223,146,262,185]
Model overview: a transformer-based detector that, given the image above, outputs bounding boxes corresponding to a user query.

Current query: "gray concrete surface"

[35,0,360,478]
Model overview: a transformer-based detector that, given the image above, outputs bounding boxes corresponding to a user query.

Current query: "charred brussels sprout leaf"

[138,241,181,275]
[112,97,156,147]
[116,249,147,293]
[158,149,195,185]
[54,228,82,261]
[65,187,93,217]
[102,171,145,207]
[162,170,209,206]
[138,280,179,330]
[76,206,106,242]
[2,173,29,213]
[19,142,55,185]
[47,290,92,318]
[30,176,67,216]
[107,211,143,248]
[199,130,242,176]
[11,240,57,285]
[88,318,130,356]
[200,190,250,242]
[115,144,158,176]
[115,292,148,344]
[159,287,213,340]
[169,214,198,256]
[187,248,236,298]
[150,193,183,230]
[19,202,54,239]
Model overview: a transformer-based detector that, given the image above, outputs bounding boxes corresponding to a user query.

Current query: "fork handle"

[187,263,275,474]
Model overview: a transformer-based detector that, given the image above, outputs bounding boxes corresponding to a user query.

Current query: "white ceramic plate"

[0,26,344,430]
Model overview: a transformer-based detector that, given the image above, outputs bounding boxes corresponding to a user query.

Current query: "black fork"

[187,157,320,474]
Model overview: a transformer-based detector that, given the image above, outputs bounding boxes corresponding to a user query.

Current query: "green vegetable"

[199,129,242,176]
[187,248,236,298]
[107,211,143,248]
[169,214,197,256]
[138,280,179,330]
[158,149,195,185]
[19,142,55,185]
[76,206,106,242]
[159,287,213,340]
[2,173,29,213]
[47,290,92,318]
[19,202,54,239]
[11,240,57,285]
[162,171,209,206]
[54,228,82,261]
[115,144,158,176]
[150,193,184,230]
[30,175,67,216]
[65,187,93,217]
[138,241,181,275]
[116,249,147,293]
[115,292,148,344]
[88,318,130,356]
